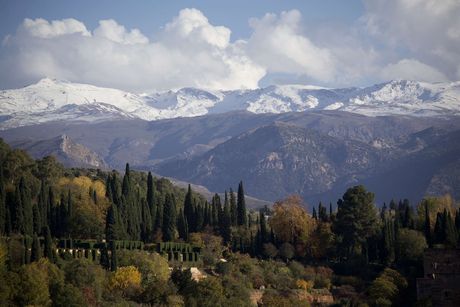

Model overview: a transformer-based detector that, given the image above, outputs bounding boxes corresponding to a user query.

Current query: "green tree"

[162,193,177,241]
[333,185,379,257]
[43,226,54,262]
[237,181,247,227]
[229,188,237,226]
[31,233,41,262]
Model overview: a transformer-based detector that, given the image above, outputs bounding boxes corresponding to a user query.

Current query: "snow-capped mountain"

[1,78,460,128]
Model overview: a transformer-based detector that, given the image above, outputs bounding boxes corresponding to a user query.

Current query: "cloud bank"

[0,1,459,92]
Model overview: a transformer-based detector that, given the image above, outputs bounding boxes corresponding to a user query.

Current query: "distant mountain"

[1,111,460,206]
[153,123,460,205]
[1,78,460,128]
[10,134,107,169]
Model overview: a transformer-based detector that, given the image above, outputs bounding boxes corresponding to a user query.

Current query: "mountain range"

[1,79,460,207]
[1,78,460,129]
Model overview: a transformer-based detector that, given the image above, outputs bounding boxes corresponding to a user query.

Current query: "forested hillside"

[0,137,459,306]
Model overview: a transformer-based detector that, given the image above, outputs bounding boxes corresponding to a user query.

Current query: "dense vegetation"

[0,137,459,306]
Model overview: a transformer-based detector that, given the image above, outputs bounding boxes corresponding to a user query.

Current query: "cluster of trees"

[2,137,460,306]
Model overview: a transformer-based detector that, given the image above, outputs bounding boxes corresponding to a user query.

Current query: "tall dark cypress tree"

[32,204,41,235]
[106,205,117,241]
[444,211,458,247]
[177,209,189,241]
[184,185,194,232]
[43,226,54,262]
[110,241,118,272]
[100,245,110,270]
[37,180,47,229]
[11,185,25,234]
[140,198,152,242]
[147,172,156,232]
[31,232,41,262]
[237,181,247,227]
[162,194,177,241]
[424,203,432,247]
[221,195,232,244]
[259,209,268,243]
[229,188,237,226]
[0,167,5,234]
[434,212,444,244]
[19,177,33,236]
[312,207,317,220]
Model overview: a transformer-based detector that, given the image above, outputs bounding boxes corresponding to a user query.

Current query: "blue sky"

[0,0,364,40]
[0,0,458,92]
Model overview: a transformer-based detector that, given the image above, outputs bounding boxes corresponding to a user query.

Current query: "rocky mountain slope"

[1,78,460,129]
[1,111,460,205]
[10,134,107,169]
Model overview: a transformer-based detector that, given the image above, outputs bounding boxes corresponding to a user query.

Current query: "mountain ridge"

[1,78,460,129]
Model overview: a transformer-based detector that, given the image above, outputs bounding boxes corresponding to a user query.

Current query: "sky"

[0,0,459,92]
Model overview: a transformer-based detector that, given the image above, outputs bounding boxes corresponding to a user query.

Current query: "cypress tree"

[162,194,177,241]
[312,207,317,220]
[32,204,41,235]
[100,245,110,270]
[11,184,25,234]
[154,201,163,232]
[67,190,73,221]
[444,211,458,247]
[0,167,5,234]
[221,195,232,244]
[177,209,189,241]
[259,209,268,243]
[19,177,33,236]
[147,172,156,230]
[43,226,54,262]
[195,202,204,232]
[106,205,117,241]
[37,180,47,229]
[31,233,41,262]
[122,163,131,198]
[110,241,117,271]
[237,181,247,226]
[184,185,194,232]
[329,202,333,219]
[229,188,237,226]
[434,212,444,244]
[424,202,432,247]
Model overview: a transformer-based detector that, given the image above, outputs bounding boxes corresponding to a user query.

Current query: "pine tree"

[162,194,177,241]
[43,226,54,262]
[31,233,41,262]
[237,181,247,226]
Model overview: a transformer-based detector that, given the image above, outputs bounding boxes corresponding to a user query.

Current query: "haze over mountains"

[1,79,460,207]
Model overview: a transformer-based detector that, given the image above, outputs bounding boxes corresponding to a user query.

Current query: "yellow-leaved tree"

[269,195,316,257]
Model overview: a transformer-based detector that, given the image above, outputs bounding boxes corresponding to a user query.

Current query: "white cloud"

[1,4,457,92]
[1,10,264,92]
[381,59,448,82]
[246,10,336,82]
[20,18,91,38]
[363,0,460,81]
[94,19,148,45]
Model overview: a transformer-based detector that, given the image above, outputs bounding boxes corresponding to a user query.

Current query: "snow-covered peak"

[1,79,460,129]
